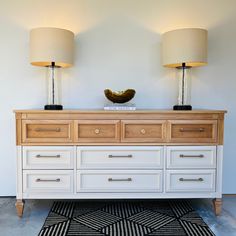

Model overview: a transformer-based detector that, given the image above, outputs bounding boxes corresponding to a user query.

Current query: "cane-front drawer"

[166,146,216,169]
[23,170,73,193]
[22,120,73,143]
[22,146,74,169]
[75,120,120,143]
[77,170,163,192]
[166,170,215,192]
[77,146,164,169]
[121,120,166,143]
[168,120,217,143]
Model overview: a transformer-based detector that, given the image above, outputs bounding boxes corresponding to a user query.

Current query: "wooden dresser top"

[14,109,226,121]
[14,109,227,114]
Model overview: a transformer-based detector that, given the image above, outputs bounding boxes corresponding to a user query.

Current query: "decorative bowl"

[104,89,136,103]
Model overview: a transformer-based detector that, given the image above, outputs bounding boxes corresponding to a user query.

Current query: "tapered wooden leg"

[213,198,222,216]
[15,199,25,217]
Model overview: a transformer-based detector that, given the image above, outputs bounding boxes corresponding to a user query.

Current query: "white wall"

[0,0,236,195]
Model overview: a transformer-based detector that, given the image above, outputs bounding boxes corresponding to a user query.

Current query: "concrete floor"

[0,197,236,236]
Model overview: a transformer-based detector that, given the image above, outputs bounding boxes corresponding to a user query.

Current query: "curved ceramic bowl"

[104,89,136,103]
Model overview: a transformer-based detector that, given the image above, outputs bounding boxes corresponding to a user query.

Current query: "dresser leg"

[15,199,25,217]
[213,198,222,216]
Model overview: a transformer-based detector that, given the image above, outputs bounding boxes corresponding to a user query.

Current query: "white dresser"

[14,110,226,216]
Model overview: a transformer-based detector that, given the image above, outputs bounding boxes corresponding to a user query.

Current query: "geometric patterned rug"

[38,200,215,236]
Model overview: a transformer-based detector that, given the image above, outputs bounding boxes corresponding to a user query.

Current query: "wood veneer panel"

[168,120,218,143]
[22,120,73,143]
[75,120,120,143]
[121,120,166,143]
[14,110,226,145]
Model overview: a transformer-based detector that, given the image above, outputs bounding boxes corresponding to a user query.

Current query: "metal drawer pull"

[36,154,61,158]
[108,178,132,182]
[35,128,61,132]
[179,128,205,132]
[179,177,203,182]
[179,154,204,158]
[36,178,61,182]
[108,155,133,158]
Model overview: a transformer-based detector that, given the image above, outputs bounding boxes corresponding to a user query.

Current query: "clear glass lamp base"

[174,65,192,111]
[44,65,63,110]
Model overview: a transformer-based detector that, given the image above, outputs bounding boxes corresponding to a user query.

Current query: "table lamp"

[162,28,208,110]
[30,27,74,110]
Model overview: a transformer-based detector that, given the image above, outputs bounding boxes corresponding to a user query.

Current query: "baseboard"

[1,195,236,198]
[0,196,16,198]
[223,194,236,197]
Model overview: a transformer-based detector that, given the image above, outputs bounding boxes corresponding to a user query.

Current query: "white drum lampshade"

[162,28,208,110]
[30,27,74,110]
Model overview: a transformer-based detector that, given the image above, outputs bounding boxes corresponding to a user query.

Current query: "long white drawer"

[23,170,74,193]
[166,146,216,169]
[77,170,163,192]
[23,146,74,169]
[77,146,163,169]
[166,170,215,192]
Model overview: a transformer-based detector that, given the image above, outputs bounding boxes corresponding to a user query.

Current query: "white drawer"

[23,170,73,193]
[77,146,163,169]
[77,170,162,192]
[23,146,74,169]
[166,170,215,192]
[166,146,216,169]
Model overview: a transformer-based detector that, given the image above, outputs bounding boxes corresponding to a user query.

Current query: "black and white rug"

[38,200,215,236]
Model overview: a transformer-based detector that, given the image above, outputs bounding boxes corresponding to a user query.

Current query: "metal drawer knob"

[140,129,146,134]
[94,128,100,134]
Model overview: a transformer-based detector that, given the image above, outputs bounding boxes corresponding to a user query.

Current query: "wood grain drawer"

[77,146,163,169]
[166,170,215,192]
[75,120,120,143]
[166,146,216,169]
[77,170,162,192]
[22,120,73,143]
[121,120,166,143]
[23,170,73,193]
[22,146,74,169]
[168,120,217,143]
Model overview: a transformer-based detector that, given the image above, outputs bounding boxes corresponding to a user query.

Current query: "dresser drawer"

[121,120,166,143]
[77,170,162,192]
[166,146,216,169]
[22,120,73,143]
[23,170,73,193]
[75,120,120,143]
[77,146,163,169]
[166,170,215,192]
[168,120,217,143]
[22,146,74,169]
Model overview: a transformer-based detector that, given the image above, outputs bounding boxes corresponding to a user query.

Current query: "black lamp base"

[173,105,192,110]
[44,105,63,110]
